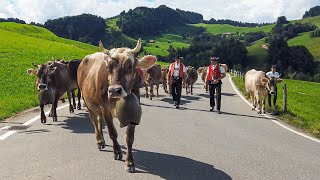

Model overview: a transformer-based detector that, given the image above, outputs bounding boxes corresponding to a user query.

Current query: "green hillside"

[0,22,98,120]
[247,38,268,68]
[193,23,274,35]
[288,32,320,61]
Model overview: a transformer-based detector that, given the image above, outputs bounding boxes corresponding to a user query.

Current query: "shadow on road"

[222,111,274,120]
[133,149,232,180]
[57,113,96,134]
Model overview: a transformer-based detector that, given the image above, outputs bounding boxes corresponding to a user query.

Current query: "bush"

[292,72,312,81]
[314,74,320,82]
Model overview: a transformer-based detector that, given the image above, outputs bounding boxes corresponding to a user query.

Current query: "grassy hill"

[288,32,320,61]
[193,23,274,35]
[0,22,98,120]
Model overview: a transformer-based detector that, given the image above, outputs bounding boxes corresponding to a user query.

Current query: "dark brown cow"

[144,64,161,100]
[185,66,198,95]
[77,39,156,173]
[27,61,74,123]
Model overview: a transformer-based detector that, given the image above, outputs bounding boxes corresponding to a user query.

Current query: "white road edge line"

[228,74,320,144]
[0,103,70,141]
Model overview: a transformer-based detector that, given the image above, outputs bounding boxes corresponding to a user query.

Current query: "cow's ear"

[48,66,57,75]
[137,55,157,69]
[27,68,36,75]
[261,78,269,84]
[277,78,283,83]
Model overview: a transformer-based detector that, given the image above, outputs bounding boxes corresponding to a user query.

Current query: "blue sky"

[0,0,319,23]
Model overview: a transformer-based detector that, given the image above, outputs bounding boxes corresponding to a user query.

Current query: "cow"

[161,66,169,94]
[77,39,156,173]
[201,68,208,92]
[56,59,82,110]
[144,64,161,100]
[27,61,74,123]
[185,66,198,95]
[197,66,206,74]
[245,69,282,114]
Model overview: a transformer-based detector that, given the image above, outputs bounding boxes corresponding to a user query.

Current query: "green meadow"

[0,22,98,120]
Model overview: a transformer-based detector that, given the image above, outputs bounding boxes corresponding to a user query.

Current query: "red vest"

[169,63,184,77]
[207,64,221,81]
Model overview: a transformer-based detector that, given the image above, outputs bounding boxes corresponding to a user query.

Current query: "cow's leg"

[124,124,136,173]
[40,103,46,123]
[150,84,154,100]
[156,83,159,97]
[67,91,74,113]
[145,85,149,98]
[104,111,122,160]
[255,92,261,114]
[52,97,59,122]
[191,83,194,95]
[250,93,256,110]
[262,96,266,114]
[77,89,81,110]
[88,109,105,149]
[72,90,76,110]
[48,108,53,117]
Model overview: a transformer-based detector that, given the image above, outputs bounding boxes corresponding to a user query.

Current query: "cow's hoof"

[53,117,58,122]
[97,142,105,150]
[125,163,135,173]
[41,117,46,124]
[77,105,81,110]
[114,153,123,160]
[69,107,74,113]
[257,111,262,114]
[251,107,255,111]
[150,97,152,100]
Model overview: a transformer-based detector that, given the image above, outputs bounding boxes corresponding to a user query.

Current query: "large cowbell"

[115,93,142,128]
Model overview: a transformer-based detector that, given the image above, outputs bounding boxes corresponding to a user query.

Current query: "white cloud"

[0,0,319,23]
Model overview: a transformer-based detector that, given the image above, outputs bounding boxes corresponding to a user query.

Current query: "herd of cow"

[26,39,282,173]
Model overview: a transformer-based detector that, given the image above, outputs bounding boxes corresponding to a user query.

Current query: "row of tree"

[0,18,26,24]
[44,14,106,45]
[204,18,272,27]
[310,29,320,37]
[268,16,318,42]
[158,33,248,69]
[303,6,320,18]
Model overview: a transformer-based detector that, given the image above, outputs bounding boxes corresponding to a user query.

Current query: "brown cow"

[201,68,208,92]
[161,66,169,94]
[27,61,74,123]
[77,39,156,173]
[144,64,161,100]
[245,69,282,114]
[185,66,198,95]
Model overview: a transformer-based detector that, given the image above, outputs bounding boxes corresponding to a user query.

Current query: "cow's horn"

[131,38,141,54]
[99,40,109,54]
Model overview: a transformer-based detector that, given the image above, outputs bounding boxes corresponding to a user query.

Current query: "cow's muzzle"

[108,85,127,98]
[38,84,48,91]
[270,91,276,95]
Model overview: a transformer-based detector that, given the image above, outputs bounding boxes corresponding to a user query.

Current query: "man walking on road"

[266,65,280,107]
[167,55,187,109]
[205,56,226,114]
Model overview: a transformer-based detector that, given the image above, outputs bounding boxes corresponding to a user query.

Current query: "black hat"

[271,65,277,68]
[175,55,183,59]
[210,56,219,61]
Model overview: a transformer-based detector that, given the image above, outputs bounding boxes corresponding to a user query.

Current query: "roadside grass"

[230,74,320,138]
[0,23,97,121]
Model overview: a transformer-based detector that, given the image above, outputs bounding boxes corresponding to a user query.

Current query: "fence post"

[283,83,287,112]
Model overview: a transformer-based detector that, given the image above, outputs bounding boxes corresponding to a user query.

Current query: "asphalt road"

[1,76,319,180]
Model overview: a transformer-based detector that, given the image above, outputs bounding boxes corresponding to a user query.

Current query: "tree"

[303,6,320,18]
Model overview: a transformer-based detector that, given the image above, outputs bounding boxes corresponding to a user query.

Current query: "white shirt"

[169,63,187,77]
[266,71,280,78]
[207,64,225,80]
